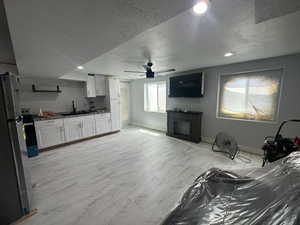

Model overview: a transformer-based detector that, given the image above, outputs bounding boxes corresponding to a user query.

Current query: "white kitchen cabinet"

[35,119,65,149]
[110,99,121,131]
[82,115,95,138]
[64,117,83,142]
[85,74,96,97]
[108,78,121,131]
[108,78,120,99]
[85,75,106,97]
[95,113,112,135]
[95,75,106,96]
[34,113,116,149]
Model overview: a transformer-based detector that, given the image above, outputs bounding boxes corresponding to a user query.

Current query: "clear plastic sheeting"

[160,152,300,225]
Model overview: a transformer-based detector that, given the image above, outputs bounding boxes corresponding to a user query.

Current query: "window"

[217,69,282,122]
[144,81,166,113]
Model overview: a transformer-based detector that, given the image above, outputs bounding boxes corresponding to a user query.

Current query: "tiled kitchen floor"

[22,126,260,225]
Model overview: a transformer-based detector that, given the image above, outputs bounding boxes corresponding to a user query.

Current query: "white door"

[95,76,106,96]
[111,99,121,131]
[35,119,65,149]
[109,78,120,99]
[82,115,95,138]
[64,118,83,142]
[120,82,130,127]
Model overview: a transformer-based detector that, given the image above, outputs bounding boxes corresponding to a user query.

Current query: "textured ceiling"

[73,0,300,80]
[4,0,300,80]
[3,0,196,78]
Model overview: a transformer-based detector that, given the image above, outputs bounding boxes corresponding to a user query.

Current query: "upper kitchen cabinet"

[95,76,106,96]
[85,74,106,98]
[108,78,120,100]
[85,74,96,97]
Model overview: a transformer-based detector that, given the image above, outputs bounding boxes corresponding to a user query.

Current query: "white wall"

[19,77,89,114]
[130,54,300,151]
[130,76,167,131]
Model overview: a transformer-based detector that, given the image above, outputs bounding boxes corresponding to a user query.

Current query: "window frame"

[216,68,284,124]
[144,81,167,114]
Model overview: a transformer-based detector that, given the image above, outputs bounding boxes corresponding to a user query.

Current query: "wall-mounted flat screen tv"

[169,73,204,97]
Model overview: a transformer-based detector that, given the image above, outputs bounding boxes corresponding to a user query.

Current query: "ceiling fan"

[124,62,176,78]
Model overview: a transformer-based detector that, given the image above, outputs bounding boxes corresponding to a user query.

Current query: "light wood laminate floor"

[23,126,260,225]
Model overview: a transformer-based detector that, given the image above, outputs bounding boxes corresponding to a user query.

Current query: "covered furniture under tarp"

[161,152,300,225]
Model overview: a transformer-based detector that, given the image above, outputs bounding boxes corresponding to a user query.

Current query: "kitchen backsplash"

[86,96,107,111]
[19,77,106,114]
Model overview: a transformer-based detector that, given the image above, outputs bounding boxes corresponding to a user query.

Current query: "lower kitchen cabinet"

[34,113,115,150]
[64,117,83,142]
[82,115,96,138]
[35,119,65,149]
[95,113,112,135]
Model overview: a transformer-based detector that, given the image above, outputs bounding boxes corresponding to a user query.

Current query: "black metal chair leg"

[262,157,267,167]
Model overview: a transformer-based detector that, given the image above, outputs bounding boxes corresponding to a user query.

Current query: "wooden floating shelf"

[32,84,62,93]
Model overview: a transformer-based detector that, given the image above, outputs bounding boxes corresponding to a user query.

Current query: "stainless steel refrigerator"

[0,73,32,225]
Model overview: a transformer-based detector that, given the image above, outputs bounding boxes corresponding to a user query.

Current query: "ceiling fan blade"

[124,70,145,73]
[127,73,146,77]
[155,69,176,74]
[156,73,171,77]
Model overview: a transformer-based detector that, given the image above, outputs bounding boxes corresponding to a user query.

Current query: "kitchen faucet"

[72,100,77,113]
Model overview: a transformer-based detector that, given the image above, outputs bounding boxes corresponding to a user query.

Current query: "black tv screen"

[169,73,204,97]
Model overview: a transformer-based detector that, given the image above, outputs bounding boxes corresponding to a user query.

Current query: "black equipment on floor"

[212,132,239,160]
[262,119,300,167]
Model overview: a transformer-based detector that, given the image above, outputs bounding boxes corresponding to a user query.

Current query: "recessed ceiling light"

[193,0,209,15]
[224,52,234,57]
[77,66,84,70]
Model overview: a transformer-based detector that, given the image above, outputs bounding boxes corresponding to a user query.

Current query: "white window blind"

[144,82,166,113]
[217,69,282,122]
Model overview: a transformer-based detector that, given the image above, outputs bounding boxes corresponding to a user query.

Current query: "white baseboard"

[129,123,263,156]
[130,121,167,132]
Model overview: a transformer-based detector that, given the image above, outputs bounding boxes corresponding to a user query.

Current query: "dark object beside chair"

[262,119,300,167]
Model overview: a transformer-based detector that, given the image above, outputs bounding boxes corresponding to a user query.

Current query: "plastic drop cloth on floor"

[160,152,300,225]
